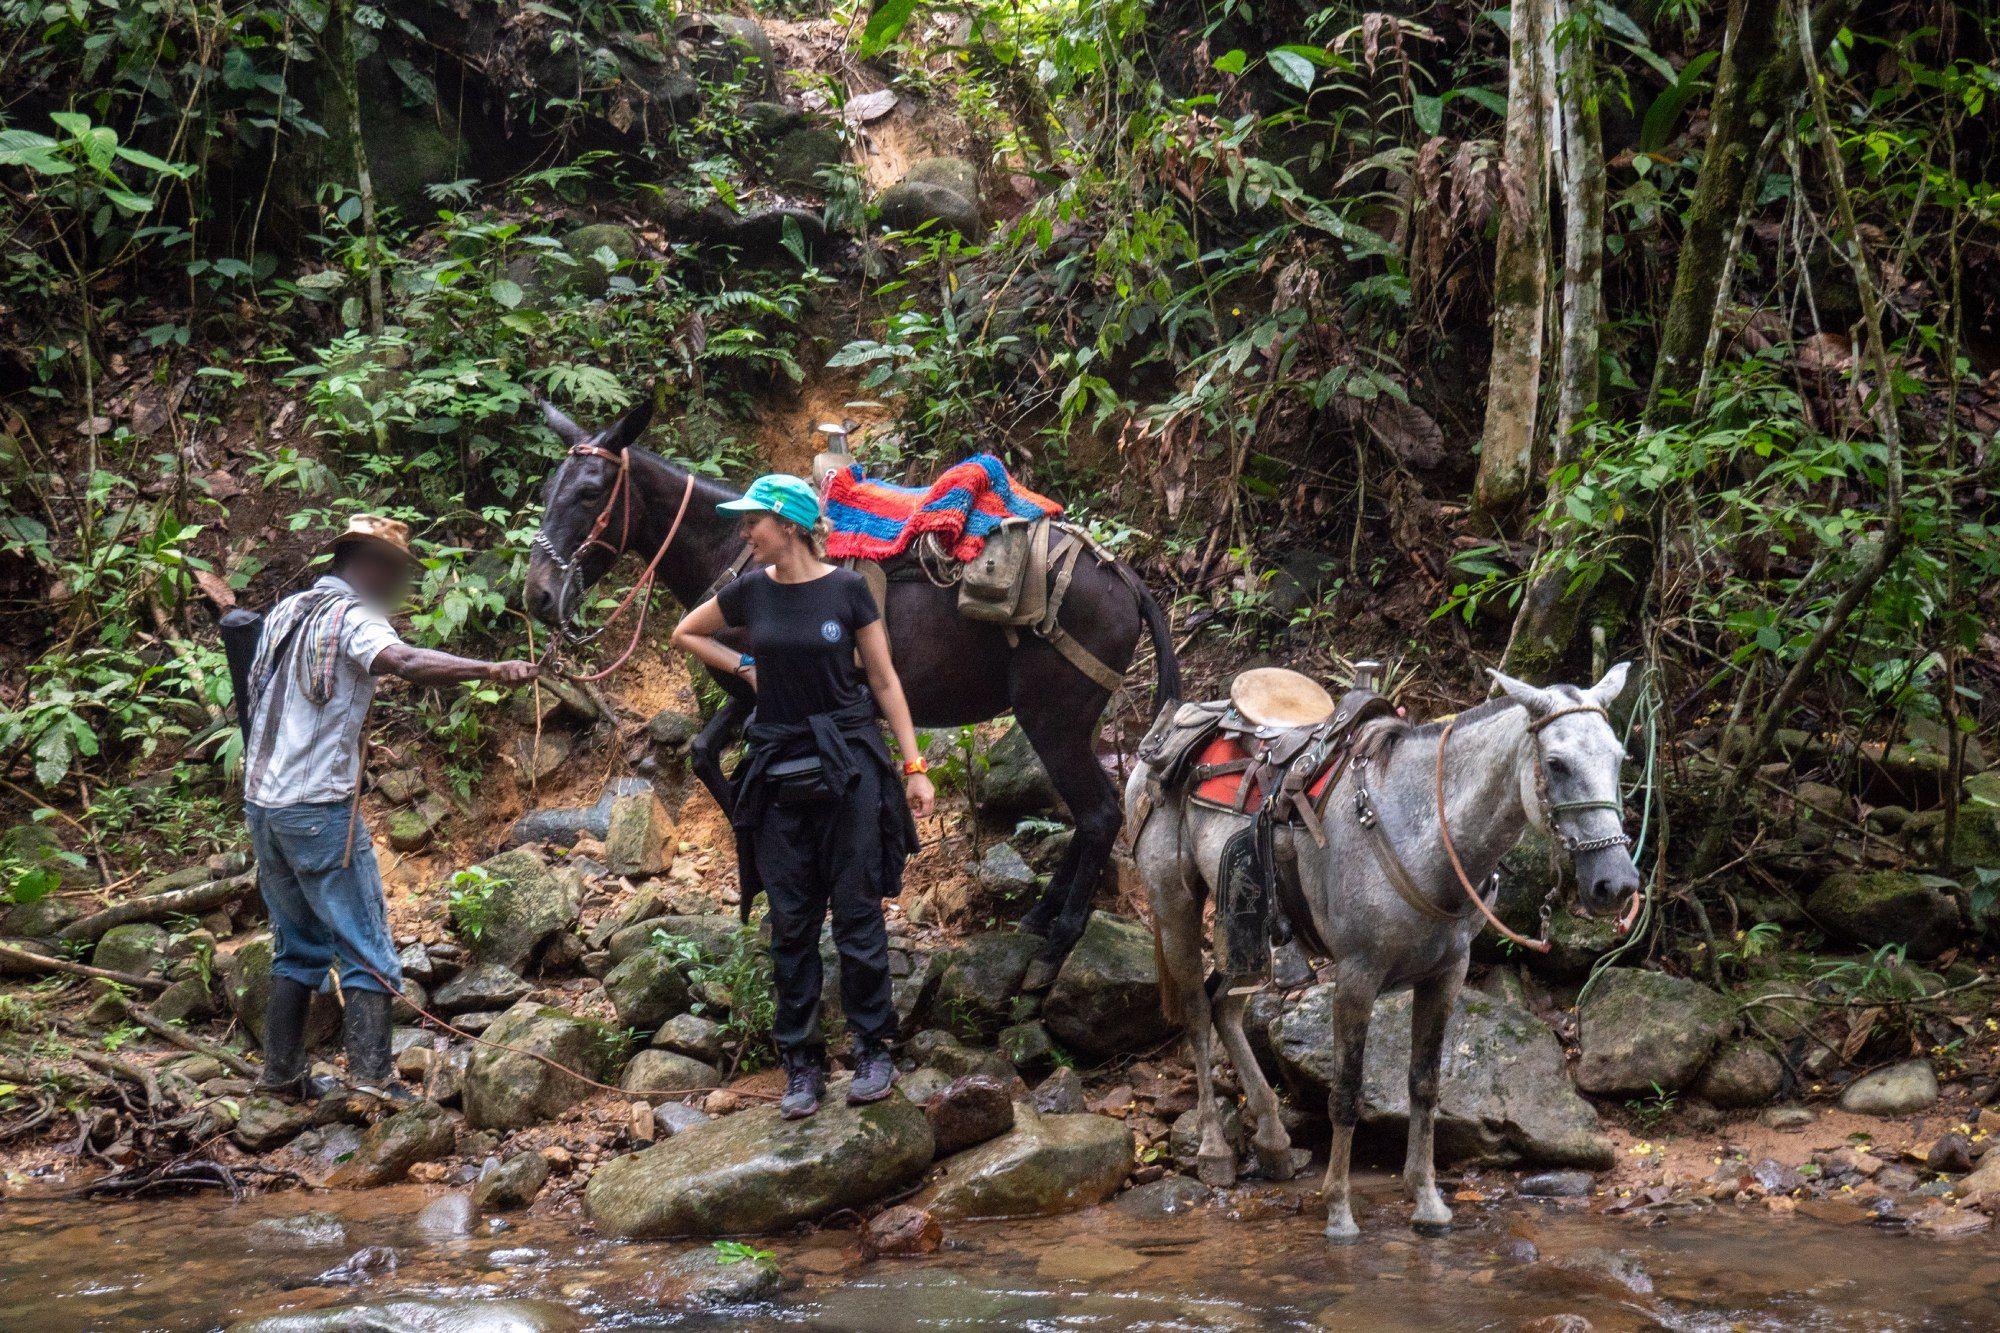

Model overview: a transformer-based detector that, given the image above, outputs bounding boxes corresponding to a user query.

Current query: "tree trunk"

[1551,0,1603,453]
[1500,0,1856,676]
[1472,0,1553,517]
[327,0,385,335]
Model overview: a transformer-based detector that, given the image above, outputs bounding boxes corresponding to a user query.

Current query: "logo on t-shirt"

[820,619,842,643]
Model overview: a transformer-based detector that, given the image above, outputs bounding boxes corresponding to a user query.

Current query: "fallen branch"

[0,940,171,991]
[107,992,261,1079]
[59,870,255,944]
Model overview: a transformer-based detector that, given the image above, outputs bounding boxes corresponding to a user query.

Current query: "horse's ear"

[1486,667,1559,719]
[540,398,585,447]
[1587,661,1633,709]
[601,395,656,453]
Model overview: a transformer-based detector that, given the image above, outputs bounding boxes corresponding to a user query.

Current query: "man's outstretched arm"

[372,643,538,685]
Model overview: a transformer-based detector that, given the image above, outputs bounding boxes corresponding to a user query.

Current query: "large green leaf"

[858,0,918,59]
[1639,50,1719,151]
[1267,47,1318,92]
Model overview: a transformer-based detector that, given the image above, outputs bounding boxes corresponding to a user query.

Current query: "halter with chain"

[1354,700,1636,953]
[533,441,695,682]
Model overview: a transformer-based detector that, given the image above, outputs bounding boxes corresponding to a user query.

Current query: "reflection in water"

[4,1171,1999,1331]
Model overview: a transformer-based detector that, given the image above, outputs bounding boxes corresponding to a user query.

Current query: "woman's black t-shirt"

[715,566,880,726]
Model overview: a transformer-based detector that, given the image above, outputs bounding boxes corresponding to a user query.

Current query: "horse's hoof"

[1323,1221,1362,1245]
[1021,959,1060,993]
[1195,1153,1238,1189]
[1411,1219,1453,1239]
[1256,1145,1310,1181]
[1016,918,1049,939]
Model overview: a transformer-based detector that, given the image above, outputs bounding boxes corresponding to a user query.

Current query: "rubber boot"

[341,988,413,1105]
[256,976,316,1101]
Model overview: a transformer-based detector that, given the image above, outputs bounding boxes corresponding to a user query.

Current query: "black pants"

[755,770,897,1059]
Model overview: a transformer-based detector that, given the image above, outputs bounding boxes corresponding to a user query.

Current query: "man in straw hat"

[243,515,537,1102]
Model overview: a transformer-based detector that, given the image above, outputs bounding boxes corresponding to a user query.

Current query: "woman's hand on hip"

[905,772,936,819]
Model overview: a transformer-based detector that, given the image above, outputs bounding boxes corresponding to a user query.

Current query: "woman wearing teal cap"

[671,473,934,1119]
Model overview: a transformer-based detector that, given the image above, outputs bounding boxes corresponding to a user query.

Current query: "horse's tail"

[1121,562,1181,718]
[1151,912,1187,1028]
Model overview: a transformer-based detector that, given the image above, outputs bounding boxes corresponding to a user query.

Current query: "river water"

[4,1170,1997,1331]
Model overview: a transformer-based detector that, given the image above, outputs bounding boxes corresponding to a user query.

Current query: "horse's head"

[524,397,656,628]
[1489,662,1642,919]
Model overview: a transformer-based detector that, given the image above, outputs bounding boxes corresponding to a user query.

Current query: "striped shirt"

[243,576,401,806]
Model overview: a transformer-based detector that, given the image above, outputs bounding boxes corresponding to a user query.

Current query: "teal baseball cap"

[718,473,821,530]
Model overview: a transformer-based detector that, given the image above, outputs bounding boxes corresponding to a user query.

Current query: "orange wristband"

[903,758,929,776]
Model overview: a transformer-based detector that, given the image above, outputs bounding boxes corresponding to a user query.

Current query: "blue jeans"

[247,800,402,996]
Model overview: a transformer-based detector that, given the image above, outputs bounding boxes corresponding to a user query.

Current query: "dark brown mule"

[521,399,1181,977]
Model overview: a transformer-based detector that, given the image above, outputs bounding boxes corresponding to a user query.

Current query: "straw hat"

[326,514,415,565]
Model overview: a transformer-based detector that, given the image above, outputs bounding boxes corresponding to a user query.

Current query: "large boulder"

[462,1002,619,1130]
[925,1075,1017,1156]
[326,1100,457,1188]
[1692,1039,1786,1109]
[505,777,652,848]
[608,913,741,966]
[460,848,583,973]
[914,1105,1132,1220]
[1575,969,1735,1096]
[926,932,1038,1036]
[584,1081,932,1237]
[603,790,675,877]
[1838,1059,1938,1116]
[675,12,777,96]
[225,1298,582,1333]
[1274,985,1613,1168]
[620,1049,720,1102]
[432,963,532,1016]
[1807,871,1962,959]
[561,223,638,299]
[1042,912,1179,1062]
[602,947,696,1032]
[977,726,1060,821]
[471,1152,550,1212]
[769,124,845,193]
[92,923,169,977]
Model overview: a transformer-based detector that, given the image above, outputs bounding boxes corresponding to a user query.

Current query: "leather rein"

[1356,703,1637,953]
[531,442,696,682]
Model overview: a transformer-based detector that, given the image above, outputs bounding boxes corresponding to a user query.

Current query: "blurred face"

[739,512,805,564]
[338,543,414,612]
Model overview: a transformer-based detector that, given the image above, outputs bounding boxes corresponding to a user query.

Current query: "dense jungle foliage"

[1,0,1996,991]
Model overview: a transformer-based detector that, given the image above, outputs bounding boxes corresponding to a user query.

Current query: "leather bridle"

[1356,701,1636,953]
[532,441,696,682]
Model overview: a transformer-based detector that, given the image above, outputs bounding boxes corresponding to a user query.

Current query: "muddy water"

[4,1171,1997,1331]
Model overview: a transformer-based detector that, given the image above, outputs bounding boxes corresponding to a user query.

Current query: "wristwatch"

[737,653,755,675]
[903,757,929,777]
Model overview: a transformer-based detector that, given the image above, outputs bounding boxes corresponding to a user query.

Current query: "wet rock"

[676,12,777,94]
[891,951,942,1030]
[388,796,451,852]
[915,1105,1132,1220]
[1043,912,1180,1063]
[220,935,342,1050]
[1276,986,1613,1168]
[621,1049,721,1102]
[559,223,637,299]
[471,1152,550,1212]
[375,769,427,806]
[1114,1175,1215,1217]
[978,725,1060,821]
[607,913,739,966]
[973,841,1036,897]
[414,1192,475,1239]
[1928,1132,1977,1175]
[1519,1170,1595,1198]
[1760,1104,1817,1130]
[603,790,675,877]
[247,1212,349,1249]
[463,1002,619,1130]
[1807,871,1962,959]
[585,1081,933,1237]
[225,1297,582,1332]
[1033,1066,1086,1115]
[233,1094,313,1151]
[1575,969,1735,1095]
[651,1012,727,1064]
[925,1075,1016,1156]
[396,942,441,985]
[1692,1039,1786,1109]
[1955,1150,2000,1204]
[512,730,573,785]
[651,1101,714,1138]
[997,1020,1056,1076]
[93,922,168,976]
[326,1100,456,1188]
[152,974,218,1024]
[602,947,695,1032]
[864,1203,942,1256]
[2,893,82,939]
[433,963,532,1016]
[1838,1059,1938,1116]
[927,932,1038,1036]
[460,848,583,973]
[877,177,983,239]
[769,124,845,193]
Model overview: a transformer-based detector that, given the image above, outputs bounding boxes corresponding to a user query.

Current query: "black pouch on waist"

[765,755,834,804]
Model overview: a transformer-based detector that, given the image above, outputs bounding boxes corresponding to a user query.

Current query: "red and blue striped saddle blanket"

[823,454,1062,562]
